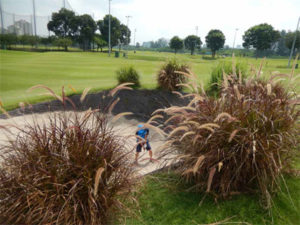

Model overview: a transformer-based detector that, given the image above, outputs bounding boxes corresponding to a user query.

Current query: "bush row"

[116,58,190,91]
[0,33,73,50]
[116,58,249,95]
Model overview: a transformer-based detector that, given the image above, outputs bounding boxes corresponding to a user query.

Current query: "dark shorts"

[136,141,151,152]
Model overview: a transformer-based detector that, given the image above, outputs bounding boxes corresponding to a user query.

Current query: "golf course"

[0,50,299,225]
[0,50,296,110]
[1,0,300,223]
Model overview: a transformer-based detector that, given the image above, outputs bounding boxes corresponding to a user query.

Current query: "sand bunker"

[0,111,168,176]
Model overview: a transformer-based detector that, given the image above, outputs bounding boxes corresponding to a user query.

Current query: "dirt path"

[0,111,167,176]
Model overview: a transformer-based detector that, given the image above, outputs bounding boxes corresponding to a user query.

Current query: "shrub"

[116,66,141,89]
[0,34,18,48]
[0,86,136,224]
[154,66,300,207]
[208,60,248,96]
[157,58,190,91]
[53,37,73,51]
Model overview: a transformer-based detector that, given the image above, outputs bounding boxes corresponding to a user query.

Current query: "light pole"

[288,16,300,67]
[108,0,112,56]
[126,15,132,57]
[195,26,198,36]
[48,16,50,37]
[32,0,37,37]
[0,0,4,34]
[134,29,136,46]
[232,28,238,56]
[13,13,16,34]
[32,0,37,48]
[63,0,66,8]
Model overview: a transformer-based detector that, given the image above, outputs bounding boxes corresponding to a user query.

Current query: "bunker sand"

[0,112,169,176]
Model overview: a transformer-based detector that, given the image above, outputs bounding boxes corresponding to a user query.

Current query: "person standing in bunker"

[135,124,153,163]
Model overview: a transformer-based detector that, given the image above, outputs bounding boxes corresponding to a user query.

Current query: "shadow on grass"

[122,172,300,225]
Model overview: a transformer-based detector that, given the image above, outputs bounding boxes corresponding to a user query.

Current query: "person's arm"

[144,129,149,142]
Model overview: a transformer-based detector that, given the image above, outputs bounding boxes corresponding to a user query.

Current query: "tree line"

[167,24,299,57]
[0,8,131,52]
[169,29,225,57]
[47,8,132,51]
[0,8,299,58]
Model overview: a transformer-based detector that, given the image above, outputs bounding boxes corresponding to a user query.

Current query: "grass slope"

[124,173,300,225]
[0,50,296,110]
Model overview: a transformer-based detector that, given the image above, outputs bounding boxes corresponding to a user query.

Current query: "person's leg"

[135,152,139,162]
[149,150,153,161]
[146,141,153,161]
[135,144,142,163]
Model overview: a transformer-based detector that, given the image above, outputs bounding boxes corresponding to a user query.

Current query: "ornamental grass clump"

[208,59,248,96]
[116,66,141,89]
[0,85,136,225]
[153,59,300,207]
[157,58,190,91]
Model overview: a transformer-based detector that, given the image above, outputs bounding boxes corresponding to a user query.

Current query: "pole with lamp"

[134,29,136,46]
[288,16,300,67]
[232,28,238,56]
[0,0,4,34]
[126,15,131,58]
[108,0,112,56]
[32,0,37,48]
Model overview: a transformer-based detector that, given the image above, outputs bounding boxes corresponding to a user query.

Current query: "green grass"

[0,50,297,110]
[123,173,300,225]
[0,49,299,224]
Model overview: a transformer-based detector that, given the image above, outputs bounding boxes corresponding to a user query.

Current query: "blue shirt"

[136,128,149,140]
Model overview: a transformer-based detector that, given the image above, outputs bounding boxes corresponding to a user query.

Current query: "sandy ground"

[0,111,168,176]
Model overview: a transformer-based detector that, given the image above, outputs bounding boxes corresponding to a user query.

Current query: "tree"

[18,35,28,47]
[120,24,131,45]
[136,42,140,48]
[242,23,280,55]
[27,36,40,48]
[47,8,78,39]
[98,15,121,50]
[0,34,17,48]
[19,35,38,47]
[285,31,300,54]
[94,34,107,52]
[40,37,51,49]
[170,36,183,54]
[53,37,72,51]
[184,35,202,55]
[150,41,156,48]
[157,38,168,48]
[275,30,290,56]
[205,29,225,58]
[77,14,97,50]
[149,38,169,48]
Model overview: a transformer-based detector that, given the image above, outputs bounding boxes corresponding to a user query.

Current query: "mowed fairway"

[0,50,296,110]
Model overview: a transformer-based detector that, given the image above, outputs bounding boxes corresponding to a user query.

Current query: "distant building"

[7,24,18,34]
[142,41,151,48]
[7,20,33,35]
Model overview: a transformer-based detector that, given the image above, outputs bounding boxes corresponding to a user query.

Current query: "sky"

[2,0,300,46]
